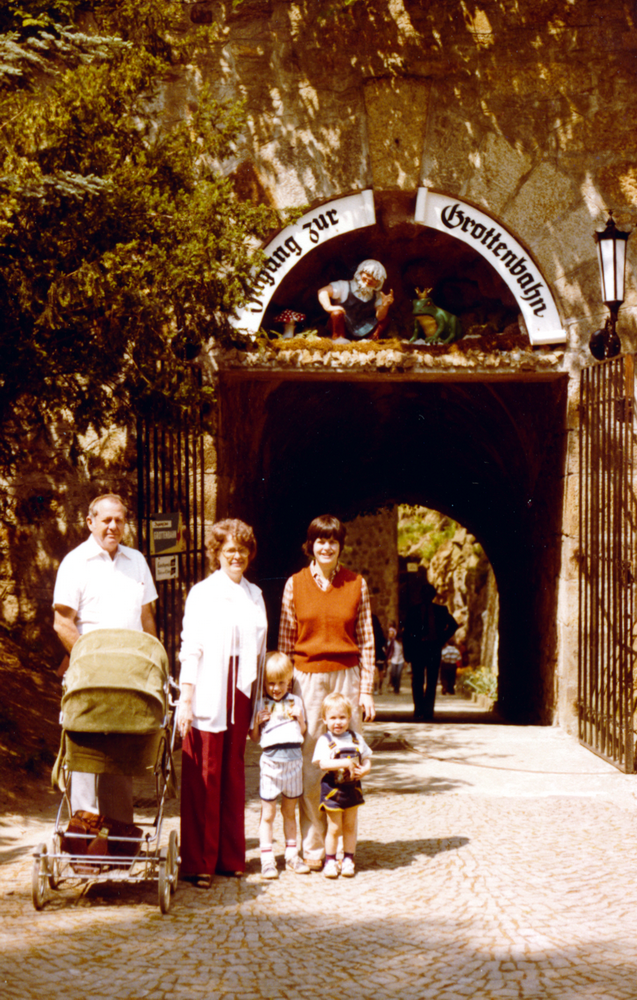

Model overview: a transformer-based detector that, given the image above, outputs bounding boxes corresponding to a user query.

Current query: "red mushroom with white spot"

[274,309,305,338]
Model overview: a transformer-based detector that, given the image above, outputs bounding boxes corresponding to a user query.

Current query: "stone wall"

[181,0,637,353]
[340,507,399,634]
[480,567,500,676]
[0,417,218,666]
[192,0,622,728]
[0,422,139,659]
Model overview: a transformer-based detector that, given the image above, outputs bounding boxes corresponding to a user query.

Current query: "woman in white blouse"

[177,519,267,888]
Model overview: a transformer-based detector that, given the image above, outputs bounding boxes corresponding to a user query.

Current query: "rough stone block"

[504,163,578,246]
[466,133,532,216]
[364,77,431,191]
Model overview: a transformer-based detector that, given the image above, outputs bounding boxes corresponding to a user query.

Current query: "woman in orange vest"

[278,514,375,871]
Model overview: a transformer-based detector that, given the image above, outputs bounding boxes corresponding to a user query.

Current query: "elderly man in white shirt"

[53,492,158,822]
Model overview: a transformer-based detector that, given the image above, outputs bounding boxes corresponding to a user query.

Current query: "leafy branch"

[0,0,283,479]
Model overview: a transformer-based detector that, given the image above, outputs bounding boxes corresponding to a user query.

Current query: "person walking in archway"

[386,621,406,694]
[372,612,387,694]
[403,581,458,721]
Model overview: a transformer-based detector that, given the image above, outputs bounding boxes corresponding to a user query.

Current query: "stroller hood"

[62,629,170,734]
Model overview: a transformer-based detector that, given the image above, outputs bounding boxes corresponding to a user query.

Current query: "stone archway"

[216,370,568,725]
[217,190,569,724]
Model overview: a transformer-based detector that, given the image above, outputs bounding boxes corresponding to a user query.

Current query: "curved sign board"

[231,191,376,335]
[415,189,565,345]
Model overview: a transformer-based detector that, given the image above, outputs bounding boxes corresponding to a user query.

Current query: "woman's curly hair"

[206,519,257,570]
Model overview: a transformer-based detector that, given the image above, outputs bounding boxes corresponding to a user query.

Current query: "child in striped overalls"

[250,651,310,879]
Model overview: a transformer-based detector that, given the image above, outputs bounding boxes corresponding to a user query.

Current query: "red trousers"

[180,684,251,876]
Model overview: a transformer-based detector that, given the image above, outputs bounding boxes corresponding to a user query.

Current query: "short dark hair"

[206,518,257,569]
[302,514,346,558]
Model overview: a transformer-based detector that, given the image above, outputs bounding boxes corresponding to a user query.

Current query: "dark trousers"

[389,660,404,693]
[180,687,251,876]
[440,663,458,694]
[411,646,442,720]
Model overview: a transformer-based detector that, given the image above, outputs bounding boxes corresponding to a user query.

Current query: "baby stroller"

[32,628,180,914]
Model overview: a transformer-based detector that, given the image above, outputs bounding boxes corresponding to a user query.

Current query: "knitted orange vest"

[292,566,361,674]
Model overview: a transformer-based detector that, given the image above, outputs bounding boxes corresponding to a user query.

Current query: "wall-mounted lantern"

[589,210,630,361]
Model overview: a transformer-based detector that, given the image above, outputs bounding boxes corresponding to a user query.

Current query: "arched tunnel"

[216,370,568,724]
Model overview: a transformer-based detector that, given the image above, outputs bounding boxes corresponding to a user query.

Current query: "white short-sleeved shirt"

[260,693,304,750]
[388,638,405,664]
[441,644,462,664]
[53,534,158,634]
[313,729,373,766]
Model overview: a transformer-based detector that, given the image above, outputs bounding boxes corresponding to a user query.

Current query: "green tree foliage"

[0,0,281,473]
[398,504,458,565]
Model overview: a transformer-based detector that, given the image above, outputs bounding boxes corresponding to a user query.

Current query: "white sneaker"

[323,858,339,879]
[286,855,311,874]
[341,857,355,877]
[261,860,278,879]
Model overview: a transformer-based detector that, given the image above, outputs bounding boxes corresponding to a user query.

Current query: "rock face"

[399,506,498,673]
[331,503,498,675]
[428,527,496,671]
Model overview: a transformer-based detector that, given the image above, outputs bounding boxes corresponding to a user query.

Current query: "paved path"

[2,692,637,1000]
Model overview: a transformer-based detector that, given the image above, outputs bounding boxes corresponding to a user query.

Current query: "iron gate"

[579,354,636,771]
[136,417,207,675]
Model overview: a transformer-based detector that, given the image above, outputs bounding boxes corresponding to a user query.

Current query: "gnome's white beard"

[351,276,375,302]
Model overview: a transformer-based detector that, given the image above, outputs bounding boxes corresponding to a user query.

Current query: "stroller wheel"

[48,833,62,890]
[158,847,171,914]
[32,844,48,910]
[168,830,179,894]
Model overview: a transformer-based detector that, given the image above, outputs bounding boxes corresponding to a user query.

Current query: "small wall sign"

[150,513,186,556]
[155,555,179,581]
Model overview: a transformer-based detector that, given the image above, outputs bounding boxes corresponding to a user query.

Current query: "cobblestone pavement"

[3,692,637,1000]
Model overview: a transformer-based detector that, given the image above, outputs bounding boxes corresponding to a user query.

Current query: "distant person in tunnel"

[278,514,375,870]
[403,581,458,721]
[386,621,406,694]
[372,612,386,694]
[440,639,463,695]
